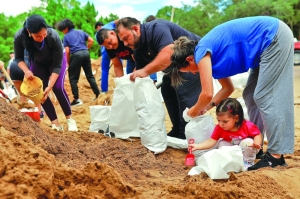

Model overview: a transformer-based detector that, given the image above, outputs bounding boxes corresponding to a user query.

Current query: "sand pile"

[0,59,299,198]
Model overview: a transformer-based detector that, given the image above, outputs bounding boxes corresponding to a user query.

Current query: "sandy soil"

[0,59,299,199]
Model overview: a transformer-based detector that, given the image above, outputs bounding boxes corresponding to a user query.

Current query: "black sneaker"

[93,93,100,101]
[256,149,265,159]
[167,129,180,138]
[70,99,83,106]
[247,152,287,171]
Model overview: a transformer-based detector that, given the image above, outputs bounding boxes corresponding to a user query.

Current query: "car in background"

[294,40,300,65]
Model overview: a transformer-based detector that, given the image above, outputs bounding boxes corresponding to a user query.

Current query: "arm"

[144,44,173,74]
[252,133,263,149]
[203,78,235,111]
[130,44,173,80]
[65,46,71,66]
[41,29,63,103]
[13,31,33,78]
[189,53,234,117]
[87,36,94,49]
[111,57,124,77]
[189,138,217,151]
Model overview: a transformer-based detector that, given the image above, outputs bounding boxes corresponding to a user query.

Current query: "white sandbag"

[133,77,167,154]
[109,75,139,139]
[183,108,216,160]
[230,72,249,89]
[167,136,188,149]
[89,105,110,132]
[188,145,245,179]
[2,86,17,101]
[213,71,249,95]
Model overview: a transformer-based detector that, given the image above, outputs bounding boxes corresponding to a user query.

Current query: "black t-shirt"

[106,36,134,61]
[134,19,201,70]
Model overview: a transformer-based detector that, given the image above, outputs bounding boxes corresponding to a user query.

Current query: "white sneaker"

[51,124,64,132]
[67,118,78,131]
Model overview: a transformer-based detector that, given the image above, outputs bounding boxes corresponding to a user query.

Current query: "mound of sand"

[0,58,299,198]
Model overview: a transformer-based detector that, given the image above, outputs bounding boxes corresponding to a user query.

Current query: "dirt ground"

[0,59,299,199]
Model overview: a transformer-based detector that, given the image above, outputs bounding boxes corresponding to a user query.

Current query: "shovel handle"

[188,138,195,144]
[1,66,14,86]
[0,89,6,96]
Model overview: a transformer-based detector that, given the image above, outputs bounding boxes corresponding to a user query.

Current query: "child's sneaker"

[67,118,78,132]
[247,152,287,171]
[51,124,64,132]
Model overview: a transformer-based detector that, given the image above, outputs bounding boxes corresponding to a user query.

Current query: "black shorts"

[9,61,25,81]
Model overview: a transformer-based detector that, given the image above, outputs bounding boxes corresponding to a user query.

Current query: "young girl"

[168,16,293,170]
[189,98,263,169]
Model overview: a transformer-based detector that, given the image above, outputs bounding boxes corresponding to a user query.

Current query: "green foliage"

[0,0,119,63]
[156,0,300,38]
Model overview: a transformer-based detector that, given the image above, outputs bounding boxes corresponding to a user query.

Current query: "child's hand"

[188,144,198,152]
[249,143,261,149]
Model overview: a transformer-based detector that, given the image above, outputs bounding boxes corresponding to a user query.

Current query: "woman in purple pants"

[14,14,78,132]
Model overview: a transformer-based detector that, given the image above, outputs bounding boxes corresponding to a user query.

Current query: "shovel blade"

[185,154,195,166]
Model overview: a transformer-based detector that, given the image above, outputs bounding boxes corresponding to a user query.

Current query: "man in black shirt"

[95,28,135,77]
[116,17,202,139]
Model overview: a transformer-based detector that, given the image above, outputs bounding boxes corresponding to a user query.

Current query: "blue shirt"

[194,16,279,79]
[135,19,201,69]
[63,29,89,54]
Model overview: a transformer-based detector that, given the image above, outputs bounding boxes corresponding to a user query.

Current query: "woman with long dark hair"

[14,14,78,131]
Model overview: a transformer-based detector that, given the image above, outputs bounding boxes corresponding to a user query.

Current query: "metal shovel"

[0,66,20,102]
[0,89,12,103]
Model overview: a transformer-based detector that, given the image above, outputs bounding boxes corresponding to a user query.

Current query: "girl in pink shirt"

[189,98,262,169]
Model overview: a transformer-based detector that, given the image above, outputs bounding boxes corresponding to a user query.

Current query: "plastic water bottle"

[244,147,257,167]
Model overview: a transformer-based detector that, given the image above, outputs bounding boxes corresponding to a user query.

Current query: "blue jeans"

[101,49,111,92]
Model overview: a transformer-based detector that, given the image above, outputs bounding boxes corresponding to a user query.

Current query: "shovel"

[185,138,195,166]
[0,89,12,103]
[0,66,20,102]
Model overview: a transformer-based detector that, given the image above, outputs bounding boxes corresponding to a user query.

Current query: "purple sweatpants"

[30,53,71,121]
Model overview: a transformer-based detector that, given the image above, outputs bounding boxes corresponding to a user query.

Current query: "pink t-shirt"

[211,120,260,144]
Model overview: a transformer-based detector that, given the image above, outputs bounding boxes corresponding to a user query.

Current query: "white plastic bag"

[2,86,17,101]
[183,108,216,160]
[89,105,111,132]
[109,75,140,139]
[213,71,249,95]
[188,145,245,179]
[167,136,188,149]
[133,77,167,154]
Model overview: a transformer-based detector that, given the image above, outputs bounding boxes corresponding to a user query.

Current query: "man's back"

[135,19,201,69]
